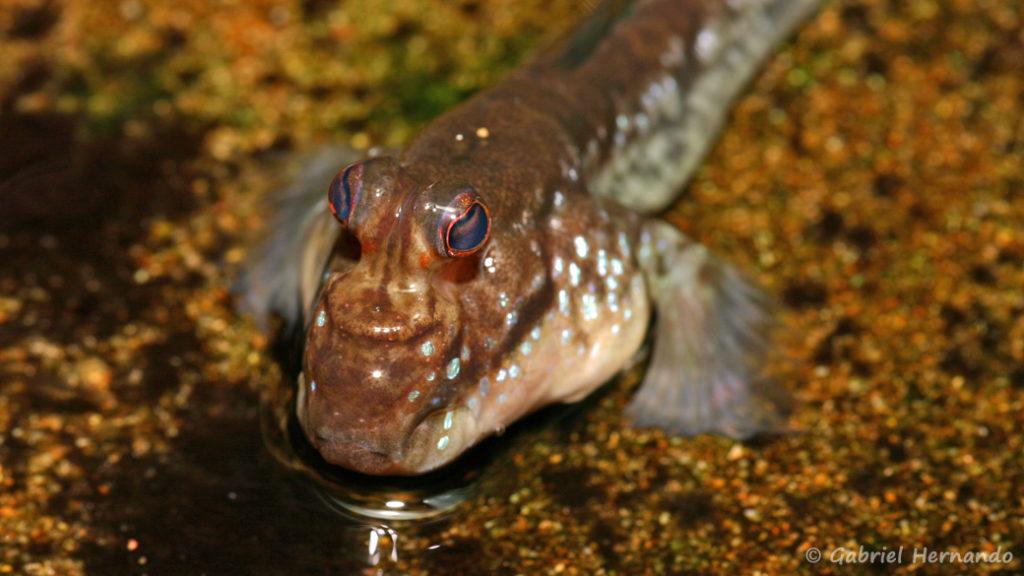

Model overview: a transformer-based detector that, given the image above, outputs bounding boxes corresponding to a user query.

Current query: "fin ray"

[235,146,362,329]
[627,221,788,439]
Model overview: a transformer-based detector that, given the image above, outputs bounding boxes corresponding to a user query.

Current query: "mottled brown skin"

[297,0,820,474]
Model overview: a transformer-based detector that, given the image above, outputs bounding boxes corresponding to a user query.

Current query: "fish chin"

[303,401,479,475]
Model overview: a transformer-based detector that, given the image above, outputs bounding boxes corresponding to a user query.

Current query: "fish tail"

[586,0,824,213]
[627,220,791,438]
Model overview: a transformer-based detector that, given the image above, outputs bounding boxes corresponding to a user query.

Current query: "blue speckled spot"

[316,310,326,327]
[582,293,598,321]
[446,357,461,380]
[569,262,581,286]
[574,236,589,258]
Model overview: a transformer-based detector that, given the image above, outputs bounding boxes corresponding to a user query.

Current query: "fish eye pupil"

[448,202,489,253]
[440,188,490,258]
[328,162,362,225]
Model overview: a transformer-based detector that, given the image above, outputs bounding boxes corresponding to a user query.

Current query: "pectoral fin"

[235,146,360,329]
[627,220,789,439]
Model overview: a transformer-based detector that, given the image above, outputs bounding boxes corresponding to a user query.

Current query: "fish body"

[243,0,821,475]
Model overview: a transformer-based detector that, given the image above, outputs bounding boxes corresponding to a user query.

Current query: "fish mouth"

[313,435,406,476]
[307,406,480,476]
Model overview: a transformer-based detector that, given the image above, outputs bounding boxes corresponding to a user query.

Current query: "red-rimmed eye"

[439,189,491,258]
[328,162,363,226]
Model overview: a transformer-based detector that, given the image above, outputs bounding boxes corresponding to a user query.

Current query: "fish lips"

[300,393,478,476]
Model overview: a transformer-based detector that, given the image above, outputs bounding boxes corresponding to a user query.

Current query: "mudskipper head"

[299,156,494,475]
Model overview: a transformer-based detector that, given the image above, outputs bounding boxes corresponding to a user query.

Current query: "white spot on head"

[443,411,454,430]
[611,324,620,335]
[574,236,589,258]
[554,190,565,207]
[611,258,625,276]
[446,358,461,380]
[696,27,720,63]
[561,329,573,345]
[558,290,571,316]
[316,310,326,327]
[421,341,435,357]
[581,293,598,321]
[408,390,420,402]
[499,292,510,308]
[553,256,564,276]
[461,344,471,361]
[372,369,383,379]
[569,262,581,287]
[568,168,579,182]
[597,250,608,276]
[427,371,436,382]
[520,341,532,356]
[506,310,518,328]
[625,308,633,320]
[496,369,507,382]
[530,326,541,340]
[607,291,619,312]
[455,133,464,141]
[437,435,450,450]
[635,113,650,133]
[509,364,520,379]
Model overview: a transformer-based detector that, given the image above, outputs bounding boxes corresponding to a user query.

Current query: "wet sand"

[1,0,1022,574]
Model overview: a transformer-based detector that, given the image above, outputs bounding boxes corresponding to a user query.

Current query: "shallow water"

[2,1,1023,575]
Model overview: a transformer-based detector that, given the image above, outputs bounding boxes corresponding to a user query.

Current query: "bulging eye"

[328,162,364,226]
[439,189,491,257]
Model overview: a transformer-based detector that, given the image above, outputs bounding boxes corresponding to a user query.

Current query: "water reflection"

[254,357,601,574]
[259,371,513,573]
[261,373,492,522]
